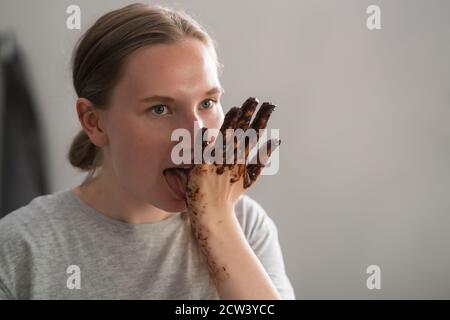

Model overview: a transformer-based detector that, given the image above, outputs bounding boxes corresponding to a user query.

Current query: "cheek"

[108,117,172,172]
[204,106,225,130]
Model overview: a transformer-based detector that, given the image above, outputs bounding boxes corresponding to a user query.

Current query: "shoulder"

[233,194,278,247]
[0,191,68,238]
[234,195,296,300]
[0,190,75,298]
[0,190,75,255]
[0,189,86,299]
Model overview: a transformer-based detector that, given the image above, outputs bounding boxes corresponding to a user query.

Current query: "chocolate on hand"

[208,97,280,187]
[184,97,281,283]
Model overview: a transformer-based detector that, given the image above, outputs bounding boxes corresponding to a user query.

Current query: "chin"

[155,195,187,213]
[143,173,190,212]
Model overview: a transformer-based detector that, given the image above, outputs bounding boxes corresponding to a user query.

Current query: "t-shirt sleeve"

[235,195,296,300]
[0,206,30,300]
[0,222,18,300]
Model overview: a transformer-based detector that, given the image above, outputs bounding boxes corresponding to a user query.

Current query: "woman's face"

[101,38,224,212]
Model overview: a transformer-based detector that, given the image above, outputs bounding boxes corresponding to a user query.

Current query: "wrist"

[194,206,238,231]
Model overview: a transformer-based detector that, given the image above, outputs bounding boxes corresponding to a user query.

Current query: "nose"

[176,111,205,164]
[182,111,204,146]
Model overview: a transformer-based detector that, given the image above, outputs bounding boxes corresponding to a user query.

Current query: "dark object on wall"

[0,32,48,218]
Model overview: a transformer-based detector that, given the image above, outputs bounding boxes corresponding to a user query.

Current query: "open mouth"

[163,166,192,201]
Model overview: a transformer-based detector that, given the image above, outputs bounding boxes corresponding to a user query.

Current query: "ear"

[76,98,109,147]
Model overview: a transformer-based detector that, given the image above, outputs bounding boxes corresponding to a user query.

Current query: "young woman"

[0,3,295,300]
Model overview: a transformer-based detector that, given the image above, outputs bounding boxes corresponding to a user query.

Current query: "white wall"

[1,0,450,298]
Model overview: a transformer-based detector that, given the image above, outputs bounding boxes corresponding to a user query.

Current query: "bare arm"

[185,97,281,299]
[193,206,281,300]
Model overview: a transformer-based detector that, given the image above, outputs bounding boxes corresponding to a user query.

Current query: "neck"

[72,170,173,225]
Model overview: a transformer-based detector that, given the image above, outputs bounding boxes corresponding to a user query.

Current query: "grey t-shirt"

[0,189,295,300]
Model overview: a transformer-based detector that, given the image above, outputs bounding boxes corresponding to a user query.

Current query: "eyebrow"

[139,86,224,103]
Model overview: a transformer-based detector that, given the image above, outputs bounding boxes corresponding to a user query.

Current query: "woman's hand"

[183,97,283,299]
[185,97,280,225]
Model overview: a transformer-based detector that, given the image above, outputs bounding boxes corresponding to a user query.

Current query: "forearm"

[191,208,281,300]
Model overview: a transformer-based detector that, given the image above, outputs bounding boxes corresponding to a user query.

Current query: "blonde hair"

[68,3,221,186]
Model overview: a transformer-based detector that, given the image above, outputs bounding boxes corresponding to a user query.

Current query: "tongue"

[163,168,188,200]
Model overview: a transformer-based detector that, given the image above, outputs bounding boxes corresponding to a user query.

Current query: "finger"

[245,102,276,161]
[236,97,259,130]
[230,98,261,170]
[238,162,246,179]
[201,127,208,164]
[242,129,259,166]
[233,98,259,163]
[231,97,259,170]
[244,167,252,188]
[217,107,242,172]
[229,101,275,177]
[230,164,244,183]
[193,127,209,164]
[220,107,242,134]
[244,138,281,188]
[204,137,217,164]
[250,102,276,134]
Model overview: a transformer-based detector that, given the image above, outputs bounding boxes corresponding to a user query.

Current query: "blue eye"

[200,99,216,110]
[149,105,169,115]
